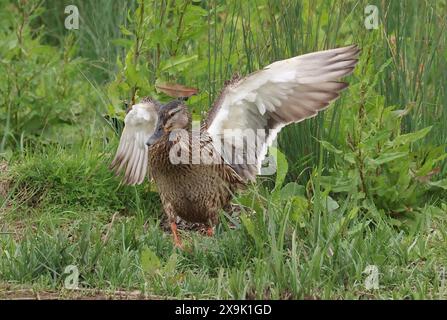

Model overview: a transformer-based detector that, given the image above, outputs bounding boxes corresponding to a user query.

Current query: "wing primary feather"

[117,141,134,176]
[110,101,158,185]
[205,45,360,182]
[133,148,145,185]
[138,148,148,184]
[124,140,139,184]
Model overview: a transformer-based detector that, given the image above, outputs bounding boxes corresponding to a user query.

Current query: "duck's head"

[146,100,191,146]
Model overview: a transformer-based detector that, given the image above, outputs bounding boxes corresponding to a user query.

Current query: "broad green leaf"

[110,38,134,48]
[428,179,447,190]
[280,182,305,201]
[160,55,198,72]
[125,64,139,86]
[141,247,161,275]
[392,126,432,146]
[164,253,178,274]
[320,140,343,154]
[369,152,407,165]
[119,25,133,36]
[270,147,288,191]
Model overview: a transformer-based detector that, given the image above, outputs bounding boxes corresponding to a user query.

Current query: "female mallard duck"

[111,45,360,248]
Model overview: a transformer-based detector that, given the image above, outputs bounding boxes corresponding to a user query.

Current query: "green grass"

[36,0,447,179]
[1,0,446,299]
[40,0,136,83]
[1,142,446,299]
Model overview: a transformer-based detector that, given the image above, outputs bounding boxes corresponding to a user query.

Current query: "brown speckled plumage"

[148,103,244,227]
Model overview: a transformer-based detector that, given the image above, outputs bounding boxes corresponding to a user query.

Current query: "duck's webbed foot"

[206,226,214,237]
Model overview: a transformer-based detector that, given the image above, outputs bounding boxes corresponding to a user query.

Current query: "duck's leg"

[170,221,183,248]
[165,202,183,249]
[205,216,217,237]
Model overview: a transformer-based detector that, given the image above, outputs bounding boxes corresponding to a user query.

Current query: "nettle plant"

[320,59,447,215]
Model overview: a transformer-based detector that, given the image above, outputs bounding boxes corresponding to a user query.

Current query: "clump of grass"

[5,143,160,215]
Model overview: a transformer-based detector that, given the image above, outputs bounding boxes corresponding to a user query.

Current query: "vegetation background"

[0,0,446,299]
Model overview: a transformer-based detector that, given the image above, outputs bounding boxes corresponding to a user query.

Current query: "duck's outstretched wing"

[110,99,159,185]
[205,45,360,182]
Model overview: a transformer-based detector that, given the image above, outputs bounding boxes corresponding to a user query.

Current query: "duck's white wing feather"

[110,102,159,185]
[205,45,360,181]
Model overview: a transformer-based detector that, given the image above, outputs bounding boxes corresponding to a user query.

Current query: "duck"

[110,45,360,248]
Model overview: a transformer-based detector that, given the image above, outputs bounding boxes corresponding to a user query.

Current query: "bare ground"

[0,283,168,300]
